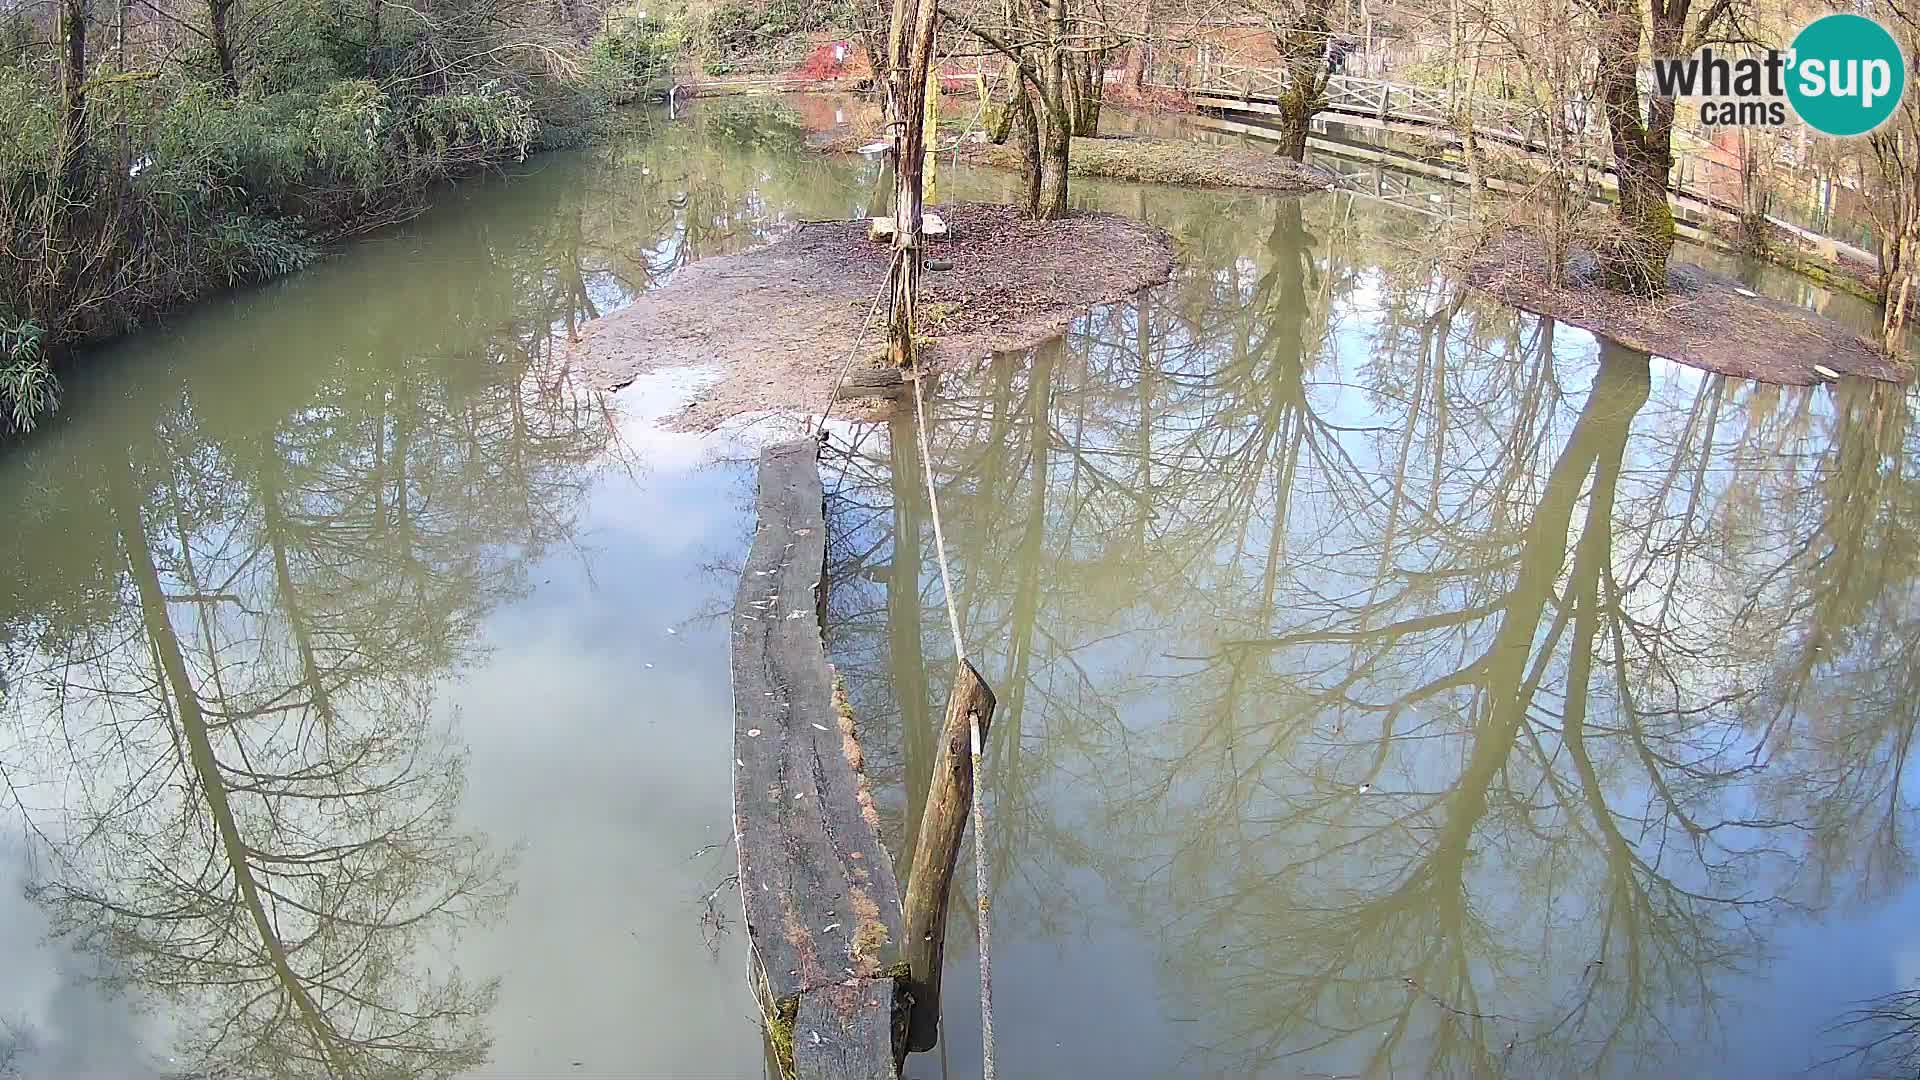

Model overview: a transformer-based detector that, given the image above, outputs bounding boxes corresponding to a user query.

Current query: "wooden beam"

[732,440,905,1080]
[900,659,996,1052]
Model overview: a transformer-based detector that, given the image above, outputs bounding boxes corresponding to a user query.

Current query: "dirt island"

[570,201,1176,429]
[1466,228,1911,385]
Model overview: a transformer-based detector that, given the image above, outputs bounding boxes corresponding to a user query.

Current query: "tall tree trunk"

[1594,0,1679,294]
[59,0,90,194]
[1078,53,1104,134]
[989,66,1021,143]
[886,0,938,366]
[1014,85,1041,213]
[1064,53,1102,134]
[1876,112,1918,345]
[1736,130,1772,255]
[1270,4,1331,162]
[1034,0,1070,219]
[209,0,238,92]
[1886,196,1916,343]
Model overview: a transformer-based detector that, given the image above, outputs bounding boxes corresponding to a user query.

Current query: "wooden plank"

[732,439,904,1079]
[792,979,899,1080]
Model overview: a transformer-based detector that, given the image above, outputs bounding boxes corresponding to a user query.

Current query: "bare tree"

[1587,0,1746,293]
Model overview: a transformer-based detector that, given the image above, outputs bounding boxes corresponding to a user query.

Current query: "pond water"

[1,97,1915,1080]
[830,182,1920,1079]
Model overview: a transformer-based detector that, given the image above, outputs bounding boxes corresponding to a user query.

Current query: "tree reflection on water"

[825,187,1920,1078]
[0,200,619,1079]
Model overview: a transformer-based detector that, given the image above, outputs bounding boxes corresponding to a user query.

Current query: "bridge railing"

[1193,59,1571,148]
[1183,59,1879,269]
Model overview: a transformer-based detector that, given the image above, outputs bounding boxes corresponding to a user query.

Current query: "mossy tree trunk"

[1589,0,1732,296]
[944,0,1072,216]
[1014,85,1042,212]
[1268,3,1332,162]
[1033,0,1071,219]
[988,60,1021,142]
[1271,81,1316,161]
[1594,0,1674,294]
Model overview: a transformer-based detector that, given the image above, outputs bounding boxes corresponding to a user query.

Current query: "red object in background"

[793,39,863,81]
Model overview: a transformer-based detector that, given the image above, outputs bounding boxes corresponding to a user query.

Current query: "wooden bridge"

[1193,59,1556,150]
[1182,60,1875,269]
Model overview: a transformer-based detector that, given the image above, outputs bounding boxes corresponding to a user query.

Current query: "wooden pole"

[899,658,996,1053]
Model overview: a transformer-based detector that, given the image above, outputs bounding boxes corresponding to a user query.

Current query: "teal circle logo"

[1786,14,1906,136]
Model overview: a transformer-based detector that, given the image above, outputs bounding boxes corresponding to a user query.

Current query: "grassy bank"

[0,3,686,435]
[966,135,1330,192]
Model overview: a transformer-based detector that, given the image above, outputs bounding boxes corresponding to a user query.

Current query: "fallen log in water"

[731,439,905,1080]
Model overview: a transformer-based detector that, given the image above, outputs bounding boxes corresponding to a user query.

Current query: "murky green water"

[2,98,1915,1079]
[827,189,1920,1078]
[0,105,861,1078]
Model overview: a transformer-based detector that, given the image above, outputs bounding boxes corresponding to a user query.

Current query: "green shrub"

[209,214,318,283]
[0,13,37,68]
[0,316,53,434]
[396,80,537,169]
[701,0,846,58]
[591,6,683,84]
[0,0,645,431]
[136,77,387,209]
[0,66,56,183]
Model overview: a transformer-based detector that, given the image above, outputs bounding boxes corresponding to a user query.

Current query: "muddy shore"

[571,201,1176,429]
[1466,229,1909,385]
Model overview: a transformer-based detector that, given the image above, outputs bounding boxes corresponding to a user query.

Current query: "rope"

[909,373,964,661]
[908,371,994,1080]
[809,271,893,437]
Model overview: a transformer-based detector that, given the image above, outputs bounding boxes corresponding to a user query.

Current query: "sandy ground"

[571,202,1176,429]
[1466,228,1910,385]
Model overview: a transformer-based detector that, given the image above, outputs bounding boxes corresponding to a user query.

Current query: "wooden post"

[899,658,996,1053]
